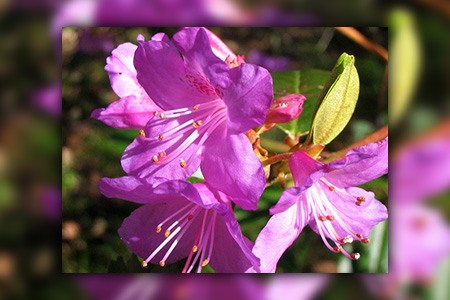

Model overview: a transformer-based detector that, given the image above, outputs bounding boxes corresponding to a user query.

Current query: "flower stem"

[263,152,293,167]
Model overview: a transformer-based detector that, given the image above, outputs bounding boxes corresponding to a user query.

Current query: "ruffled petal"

[201,133,265,210]
[289,151,327,187]
[118,200,200,265]
[105,42,156,110]
[90,95,155,129]
[173,27,232,90]
[209,208,260,273]
[99,176,166,204]
[223,63,273,134]
[253,200,311,273]
[134,34,220,111]
[325,137,388,187]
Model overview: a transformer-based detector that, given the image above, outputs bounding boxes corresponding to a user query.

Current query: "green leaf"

[311,53,360,145]
[272,69,330,136]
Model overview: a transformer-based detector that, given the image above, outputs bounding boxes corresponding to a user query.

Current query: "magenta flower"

[120,27,273,209]
[253,138,388,272]
[265,94,306,124]
[100,176,260,273]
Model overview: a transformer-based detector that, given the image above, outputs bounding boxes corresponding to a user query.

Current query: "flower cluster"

[92,27,388,273]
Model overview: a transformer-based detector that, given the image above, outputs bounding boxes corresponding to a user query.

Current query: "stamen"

[158,150,166,158]
[152,155,159,163]
[326,215,335,221]
[192,245,198,253]
[153,111,159,116]
[342,235,354,244]
[319,216,327,222]
[192,122,198,128]
[193,105,199,110]
[197,120,203,126]
[159,260,166,267]
[328,186,335,191]
[180,159,187,168]
[164,230,171,238]
[141,261,148,268]
[355,201,363,206]
[158,134,164,140]
[160,113,166,119]
[356,233,363,239]
[351,253,361,260]
[361,238,370,244]
[139,130,146,137]
[156,226,162,233]
[356,196,366,202]
[201,259,209,267]
[333,245,342,253]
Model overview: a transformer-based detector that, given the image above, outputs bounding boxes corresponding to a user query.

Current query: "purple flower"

[100,176,260,273]
[253,138,388,272]
[120,27,273,209]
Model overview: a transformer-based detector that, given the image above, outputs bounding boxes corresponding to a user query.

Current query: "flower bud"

[265,94,306,124]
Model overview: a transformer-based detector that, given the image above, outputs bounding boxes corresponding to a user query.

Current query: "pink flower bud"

[265,94,306,124]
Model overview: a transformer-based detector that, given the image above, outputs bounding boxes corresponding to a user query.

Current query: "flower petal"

[118,201,199,265]
[265,94,306,124]
[99,176,166,204]
[253,200,310,273]
[209,209,260,273]
[134,34,219,111]
[172,27,232,90]
[90,95,155,129]
[289,151,326,187]
[105,42,156,108]
[201,133,265,210]
[325,137,388,187]
[270,186,303,214]
[223,63,273,133]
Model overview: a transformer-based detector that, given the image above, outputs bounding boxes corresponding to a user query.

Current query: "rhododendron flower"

[254,138,388,272]
[120,27,273,208]
[100,176,260,273]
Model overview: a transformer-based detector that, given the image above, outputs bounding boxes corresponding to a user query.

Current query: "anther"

[319,216,327,222]
[152,155,159,163]
[192,122,198,128]
[197,120,203,126]
[139,130,146,137]
[342,235,353,244]
[156,226,162,233]
[164,230,171,238]
[180,159,187,168]
[141,261,148,268]
[351,253,361,260]
[201,259,209,267]
[187,214,194,220]
[158,150,166,158]
[326,215,335,221]
[159,260,166,267]
[355,201,363,206]
[328,186,335,191]
[153,111,159,116]
[361,238,370,244]
[192,245,198,253]
[160,113,166,119]
[158,134,164,140]
[193,105,199,110]
[356,196,366,202]
[356,233,363,239]
[333,245,342,252]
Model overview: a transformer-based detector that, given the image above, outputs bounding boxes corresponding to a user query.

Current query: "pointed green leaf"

[311,53,360,145]
[271,69,330,136]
